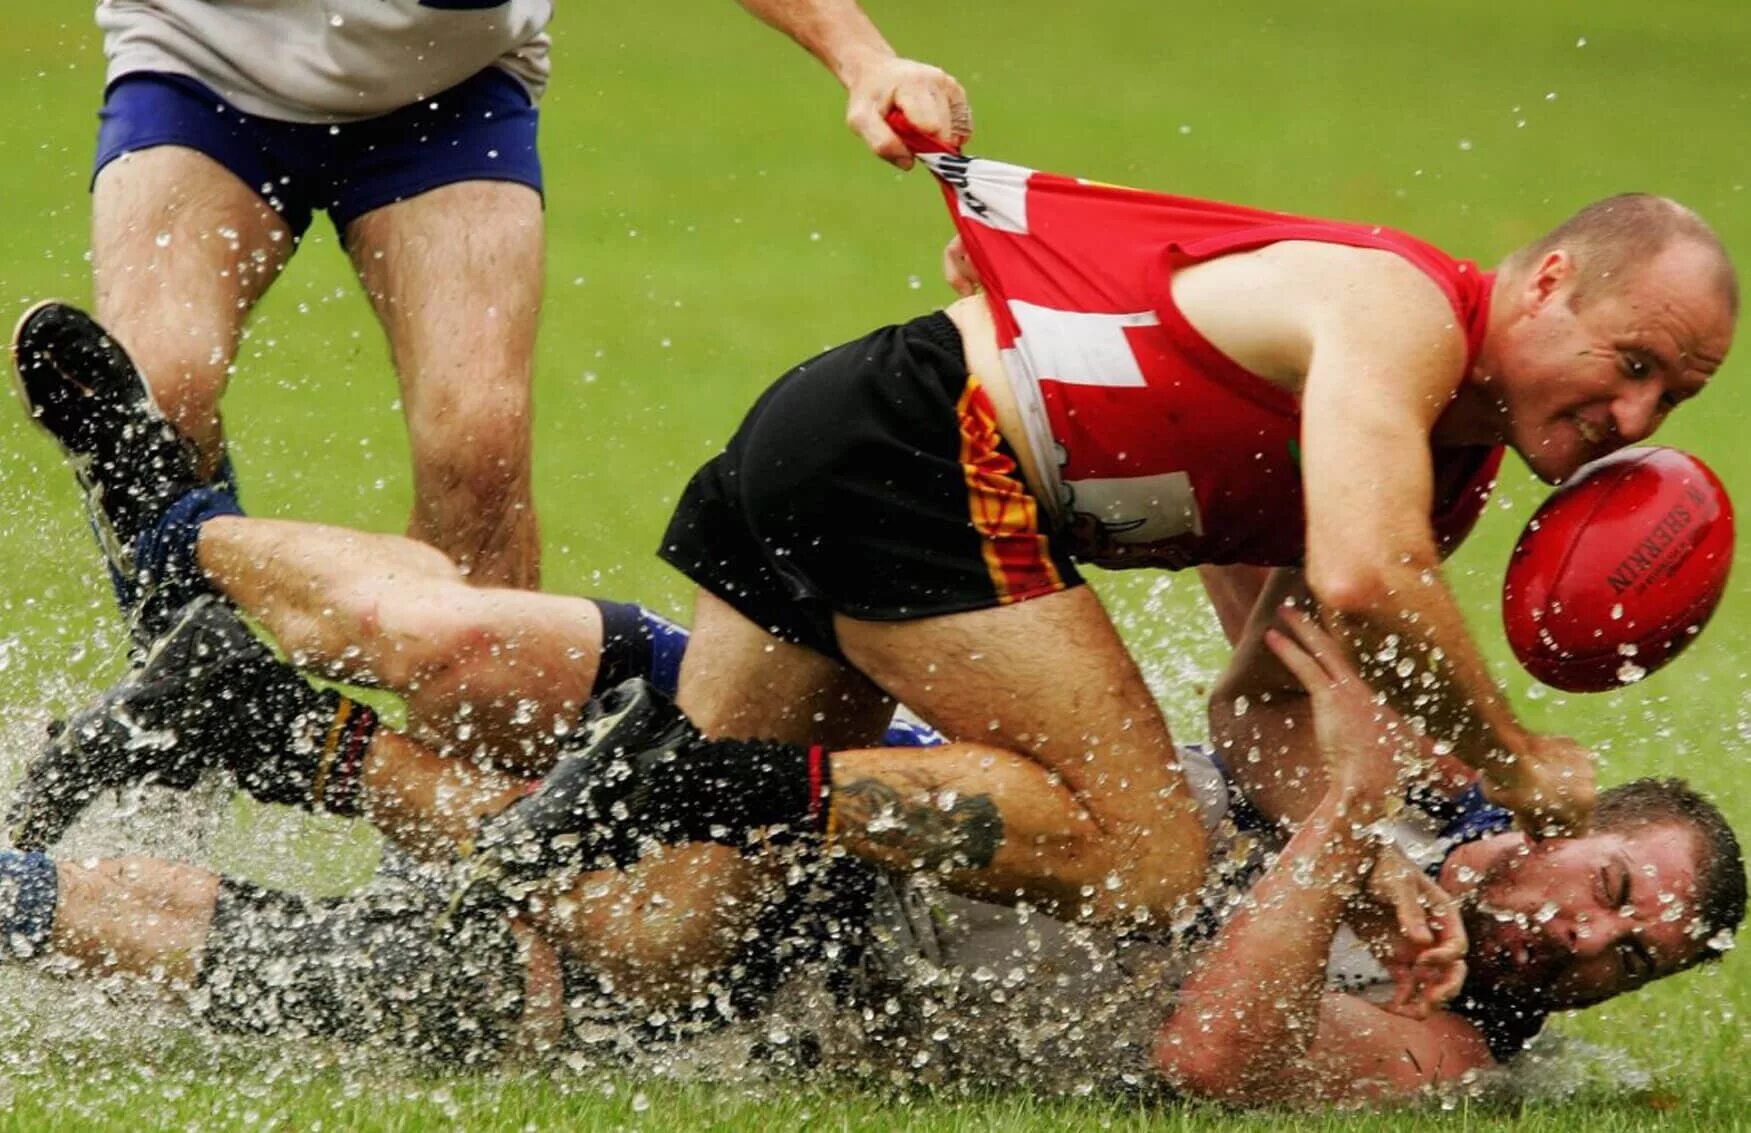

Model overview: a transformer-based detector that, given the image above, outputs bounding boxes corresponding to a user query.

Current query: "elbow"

[1206,672,1246,739]
[1304,550,1438,621]
[1303,557,1392,619]
[1153,1013,1255,1103]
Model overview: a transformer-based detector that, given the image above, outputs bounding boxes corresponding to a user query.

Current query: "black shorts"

[660,312,1082,660]
[195,879,524,1062]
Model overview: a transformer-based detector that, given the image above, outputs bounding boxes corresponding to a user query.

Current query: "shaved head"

[1506,194,1738,316]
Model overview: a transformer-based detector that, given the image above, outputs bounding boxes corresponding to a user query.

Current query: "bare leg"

[835,588,1208,921]
[92,146,293,471]
[346,182,543,587]
[357,729,527,861]
[527,843,774,1004]
[673,588,1206,923]
[677,590,894,748]
[825,740,1105,914]
[51,856,219,983]
[47,856,567,1044]
[196,515,601,770]
[357,732,766,1002]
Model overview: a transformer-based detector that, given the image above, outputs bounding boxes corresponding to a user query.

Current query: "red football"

[1502,446,1734,693]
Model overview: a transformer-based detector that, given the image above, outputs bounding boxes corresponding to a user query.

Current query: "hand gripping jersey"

[99,0,552,123]
[895,119,1504,569]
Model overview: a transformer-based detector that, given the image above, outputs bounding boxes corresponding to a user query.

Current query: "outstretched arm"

[734,0,971,166]
[1295,254,1594,834]
[1156,772,1379,1100]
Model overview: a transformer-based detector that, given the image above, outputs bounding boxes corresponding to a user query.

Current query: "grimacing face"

[1480,241,1735,485]
[1457,823,1708,1009]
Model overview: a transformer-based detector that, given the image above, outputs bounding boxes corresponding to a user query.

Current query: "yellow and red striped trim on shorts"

[956,374,1065,604]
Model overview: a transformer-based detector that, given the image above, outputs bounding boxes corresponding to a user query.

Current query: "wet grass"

[0,0,1747,1126]
[0,1067,1738,1132]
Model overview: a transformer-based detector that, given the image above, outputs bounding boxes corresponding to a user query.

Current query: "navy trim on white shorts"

[94,68,542,240]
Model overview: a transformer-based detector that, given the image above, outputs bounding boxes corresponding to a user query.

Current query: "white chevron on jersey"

[1007,300,1160,389]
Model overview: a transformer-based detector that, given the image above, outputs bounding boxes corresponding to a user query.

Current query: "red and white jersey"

[913,140,1503,569]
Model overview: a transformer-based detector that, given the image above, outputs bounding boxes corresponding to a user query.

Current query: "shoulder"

[1171,239,1468,389]
[1273,242,1465,331]
[1301,994,1499,1099]
[1283,242,1472,401]
[1446,984,1550,1063]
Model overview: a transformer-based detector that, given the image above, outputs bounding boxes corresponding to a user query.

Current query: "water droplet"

[153,231,172,248]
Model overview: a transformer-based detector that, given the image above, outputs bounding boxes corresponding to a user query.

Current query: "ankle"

[134,486,241,600]
[227,673,380,817]
[0,851,59,959]
[657,738,833,841]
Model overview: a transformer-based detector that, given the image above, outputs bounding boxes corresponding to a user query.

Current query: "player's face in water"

[1486,241,1733,484]
[1460,823,1707,1008]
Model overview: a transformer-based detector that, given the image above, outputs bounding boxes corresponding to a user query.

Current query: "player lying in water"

[0,595,1740,1099]
[3,309,1743,1100]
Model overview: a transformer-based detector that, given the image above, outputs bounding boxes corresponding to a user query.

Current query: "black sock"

[300,692,381,817]
[650,739,832,843]
[221,654,380,817]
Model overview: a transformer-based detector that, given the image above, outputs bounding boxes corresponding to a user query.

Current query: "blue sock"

[133,486,244,613]
[212,452,243,507]
[0,851,58,959]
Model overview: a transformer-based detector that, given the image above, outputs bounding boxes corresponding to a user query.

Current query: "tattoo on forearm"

[834,778,1004,870]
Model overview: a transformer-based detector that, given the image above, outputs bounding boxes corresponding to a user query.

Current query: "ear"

[1524,249,1574,312]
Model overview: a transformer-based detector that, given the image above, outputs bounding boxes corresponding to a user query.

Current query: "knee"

[409,387,533,501]
[297,573,484,691]
[1081,808,1210,925]
[106,319,232,425]
[392,607,539,734]
[385,606,507,700]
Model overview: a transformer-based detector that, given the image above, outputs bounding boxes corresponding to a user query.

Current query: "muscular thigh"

[357,579,608,758]
[836,586,1187,822]
[345,181,543,423]
[345,180,544,583]
[677,590,892,748]
[533,843,776,1004]
[92,146,292,430]
[206,515,602,748]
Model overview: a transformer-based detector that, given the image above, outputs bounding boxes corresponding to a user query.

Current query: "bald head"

[1506,194,1739,317]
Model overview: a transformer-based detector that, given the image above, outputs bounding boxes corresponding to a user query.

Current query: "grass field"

[0,1,1748,1128]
